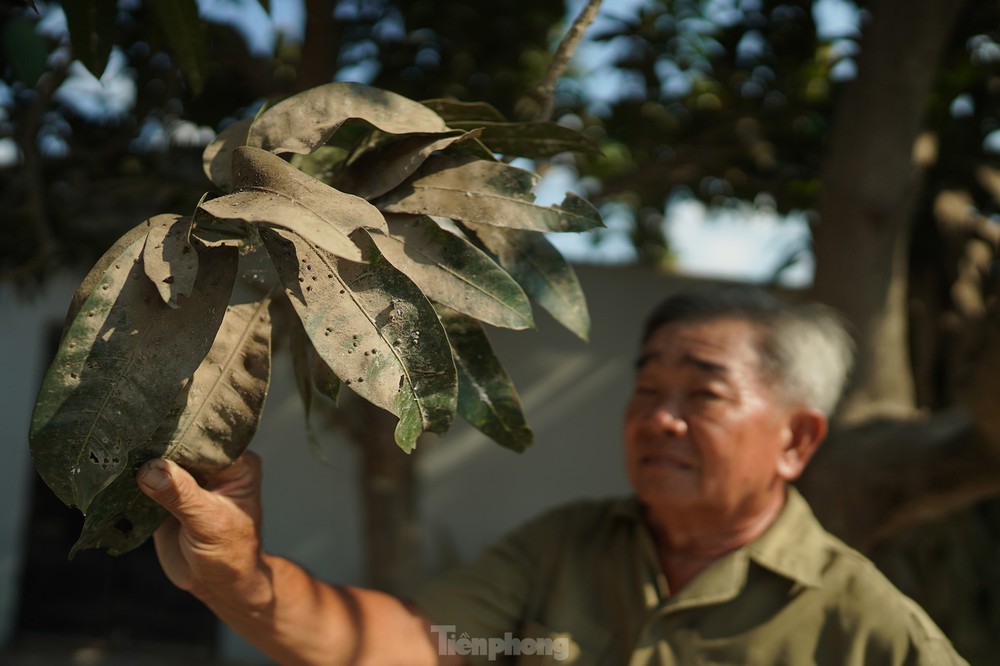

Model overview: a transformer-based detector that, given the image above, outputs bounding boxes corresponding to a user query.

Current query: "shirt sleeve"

[411,504,575,660]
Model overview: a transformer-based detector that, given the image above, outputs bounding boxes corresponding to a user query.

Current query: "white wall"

[0,263,686,662]
[0,275,79,647]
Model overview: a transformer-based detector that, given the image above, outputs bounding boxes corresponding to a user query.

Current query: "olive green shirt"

[414,489,967,665]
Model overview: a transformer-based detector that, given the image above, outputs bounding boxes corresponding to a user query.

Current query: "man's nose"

[649,398,688,436]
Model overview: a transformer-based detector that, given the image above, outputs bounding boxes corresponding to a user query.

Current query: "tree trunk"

[340,393,424,596]
[810,0,966,421]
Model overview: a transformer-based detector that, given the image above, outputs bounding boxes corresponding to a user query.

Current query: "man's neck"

[644,488,787,593]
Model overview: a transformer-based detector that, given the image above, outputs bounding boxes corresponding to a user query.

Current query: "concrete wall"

[0,275,79,647]
[0,263,687,661]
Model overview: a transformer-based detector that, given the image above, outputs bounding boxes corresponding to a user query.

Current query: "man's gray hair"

[641,285,855,415]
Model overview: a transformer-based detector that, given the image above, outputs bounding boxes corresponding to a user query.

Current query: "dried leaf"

[63,219,154,334]
[70,295,273,556]
[202,118,252,192]
[373,155,604,233]
[370,216,533,330]
[199,146,388,262]
[30,241,238,514]
[261,226,456,450]
[463,221,590,341]
[439,307,533,451]
[421,99,507,123]
[143,214,198,308]
[445,120,599,158]
[336,130,472,200]
[248,82,450,156]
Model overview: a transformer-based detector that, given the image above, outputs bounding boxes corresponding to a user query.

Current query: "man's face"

[623,317,797,519]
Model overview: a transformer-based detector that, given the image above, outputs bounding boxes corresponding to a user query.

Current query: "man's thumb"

[138,459,204,521]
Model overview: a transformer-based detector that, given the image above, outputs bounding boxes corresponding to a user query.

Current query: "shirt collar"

[613,486,828,590]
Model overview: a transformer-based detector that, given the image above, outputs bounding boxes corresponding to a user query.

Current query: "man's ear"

[776,408,827,481]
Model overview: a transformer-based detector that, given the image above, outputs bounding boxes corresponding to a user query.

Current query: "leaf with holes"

[248,82,450,156]
[373,155,603,233]
[261,226,456,450]
[370,215,533,330]
[69,295,273,556]
[29,241,238,514]
[439,307,533,451]
[199,146,387,262]
[463,221,590,341]
[143,214,198,308]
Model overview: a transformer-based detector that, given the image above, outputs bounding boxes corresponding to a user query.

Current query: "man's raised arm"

[137,454,446,666]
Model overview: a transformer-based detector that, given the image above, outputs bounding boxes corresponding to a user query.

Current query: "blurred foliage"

[4,0,1000,662]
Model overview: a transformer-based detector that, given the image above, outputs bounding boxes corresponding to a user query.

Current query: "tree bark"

[810,0,967,421]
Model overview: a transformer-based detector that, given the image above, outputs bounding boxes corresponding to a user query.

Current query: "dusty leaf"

[199,146,387,262]
[370,215,533,330]
[439,307,533,452]
[261,226,456,450]
[421,99,507,124]
[143,214,198,307]
[30,240,238,514]
[445,120,599,158]
[336,130,472,200]
[70,295,273,556]
[463,221,590,341]
[248,82,450,156]
[373,155,604,233]
[202,117,252,192]
[63,220,156,333]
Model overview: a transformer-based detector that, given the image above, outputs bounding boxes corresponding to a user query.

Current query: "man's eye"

[692,389,722,401]
[634,386,658,397]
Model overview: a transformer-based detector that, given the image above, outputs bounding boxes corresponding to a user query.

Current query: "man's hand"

[137,453,444,665]
[137,453,271,606]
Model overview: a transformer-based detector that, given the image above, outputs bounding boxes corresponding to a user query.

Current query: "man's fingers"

[138,459,214,526]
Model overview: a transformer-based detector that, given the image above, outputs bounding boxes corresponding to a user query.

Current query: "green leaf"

[249,82,451,156]
[369,215,533,330]
[30,240,238,514]
[63,0,117,79]
[198,146,388,262]
[202,118,252,192]
[445,121,600,158]
[288,308,325,455]
[438,308,533,452]
[373,156,604,233]
[260,226,456,451]
[69,295,273,556]
[3,17,50,87]
[143,214,198,308]
[148,0,208,95]
[462,221,590,341]
[421,99,507,123]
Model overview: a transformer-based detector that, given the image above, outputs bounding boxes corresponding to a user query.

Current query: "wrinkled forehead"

[637,316,768,372]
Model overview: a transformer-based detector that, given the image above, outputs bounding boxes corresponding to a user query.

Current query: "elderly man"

[138,286,967,665]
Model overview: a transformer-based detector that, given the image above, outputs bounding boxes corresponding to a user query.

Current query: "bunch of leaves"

[28,81,602,556]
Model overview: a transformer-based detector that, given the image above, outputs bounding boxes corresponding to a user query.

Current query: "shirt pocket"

[514,617,610,666]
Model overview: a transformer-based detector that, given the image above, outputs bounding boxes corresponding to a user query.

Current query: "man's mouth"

[639,451,697,470]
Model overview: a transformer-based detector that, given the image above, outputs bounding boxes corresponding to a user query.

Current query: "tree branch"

[524,0,603,121]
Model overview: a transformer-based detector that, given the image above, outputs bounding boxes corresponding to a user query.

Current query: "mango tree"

[27,81,602,558]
